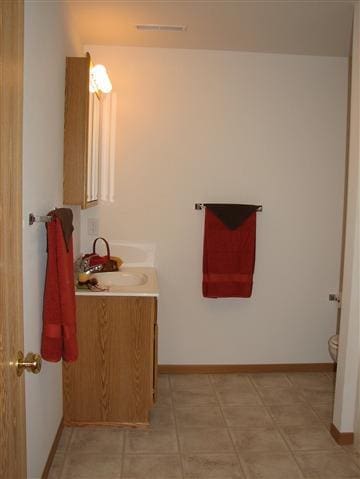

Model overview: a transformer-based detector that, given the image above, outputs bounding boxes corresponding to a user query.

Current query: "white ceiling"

[66,0,354,57]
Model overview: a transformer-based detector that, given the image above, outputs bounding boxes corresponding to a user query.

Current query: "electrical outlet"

[87,218,99,236]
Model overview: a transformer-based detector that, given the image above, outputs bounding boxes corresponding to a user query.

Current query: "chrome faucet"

[78,257,103,274]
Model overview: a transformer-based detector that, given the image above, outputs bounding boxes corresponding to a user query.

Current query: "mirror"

[87,90,101,205]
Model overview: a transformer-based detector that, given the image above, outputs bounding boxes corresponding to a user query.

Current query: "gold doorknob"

[16,351,42,376]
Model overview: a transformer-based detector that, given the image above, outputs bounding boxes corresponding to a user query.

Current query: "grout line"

[169,373,186,479]
[248,375,308,478]
[208,373,249,479]
[267,382,338,478]
[307,401,334,428]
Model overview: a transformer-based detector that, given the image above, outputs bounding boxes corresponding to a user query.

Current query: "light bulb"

[90,64,112,93]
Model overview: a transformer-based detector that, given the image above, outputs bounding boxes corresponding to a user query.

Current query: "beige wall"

[84,46,348,365]
[23,2,81,477]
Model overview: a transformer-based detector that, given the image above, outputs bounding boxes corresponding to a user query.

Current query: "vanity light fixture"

[90,64,112,94]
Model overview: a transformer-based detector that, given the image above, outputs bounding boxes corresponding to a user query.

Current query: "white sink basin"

[76,266,159,297]
[93,271,148,289]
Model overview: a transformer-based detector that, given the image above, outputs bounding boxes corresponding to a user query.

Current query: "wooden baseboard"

[158,363,336,374]
[330,423,354,445]
[63,419,149,428]
[41,418,64,479]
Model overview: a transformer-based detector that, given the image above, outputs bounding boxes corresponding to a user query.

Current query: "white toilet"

[328,334,339,362]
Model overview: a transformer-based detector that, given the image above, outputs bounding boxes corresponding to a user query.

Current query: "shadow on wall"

[99,240,156,266]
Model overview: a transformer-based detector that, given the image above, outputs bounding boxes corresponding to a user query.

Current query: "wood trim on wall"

[158,363,336,374]
[41,419,64,479]
[330,422,354,445]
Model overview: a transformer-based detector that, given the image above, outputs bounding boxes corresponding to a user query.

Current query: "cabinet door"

[63,53,99,209]
[152,298,158,404]
[153,323,158,404]
[63,296,155,425]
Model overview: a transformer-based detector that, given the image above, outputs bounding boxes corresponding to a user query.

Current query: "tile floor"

[49,372,360,479]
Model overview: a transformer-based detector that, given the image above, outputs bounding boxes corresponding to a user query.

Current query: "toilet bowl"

[328,334,339,362]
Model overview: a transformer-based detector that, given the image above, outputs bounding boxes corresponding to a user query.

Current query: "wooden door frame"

[0,1,27,478]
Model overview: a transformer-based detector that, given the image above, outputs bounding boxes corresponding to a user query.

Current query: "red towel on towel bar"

[202,205,257,298]
[41,209,78,362]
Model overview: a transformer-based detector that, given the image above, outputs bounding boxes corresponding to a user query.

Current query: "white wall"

[23,2,81,477]
[333,2,360,436]
[84,46,348,365]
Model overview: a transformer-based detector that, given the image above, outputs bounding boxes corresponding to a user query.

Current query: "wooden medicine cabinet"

[63,53,100,209]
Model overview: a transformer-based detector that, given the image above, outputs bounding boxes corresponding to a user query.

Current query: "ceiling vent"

[135,24,187,32]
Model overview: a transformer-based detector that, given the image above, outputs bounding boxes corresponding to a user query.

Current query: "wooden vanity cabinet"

[63,296,158,426]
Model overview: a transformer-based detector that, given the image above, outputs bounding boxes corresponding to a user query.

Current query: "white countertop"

[75,267,159,297]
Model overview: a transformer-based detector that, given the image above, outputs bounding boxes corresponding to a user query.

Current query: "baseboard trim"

[330,423,354,445]
[158,363,336,374]
[41,418,64,479]
[63,419,149,428]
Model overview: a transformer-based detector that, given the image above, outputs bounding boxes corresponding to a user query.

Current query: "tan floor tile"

[311,404,334,425]
[216,386,262,406]
[257,386,305,405]
[157,374,170,391]
[172,389,218,408]
[154,388,173,408]
[281,425,340,451]
[268,404,322,427]
[48,452,65,479]
[182,453,245,478]
[301,388,334,406]
[149,407,175,429]
[239,451,303,479]
[343,445,360,469]
[210,374,251,388]
[175,406,225,428]
[351,451,360,469]
[212,381,257,394]
[57,427,73,453]
[325,371,337,388]
[287,372,334,390]
[56,373,348,479]
[178,427,235,453]
[61,453,122,478]
[122,454,182,478]
[222,406,274,428]
[250,373,292,389]
[69,427,124,455]
[170,374,211,390]
[295,450,360,478]
[343,443,360,454]
[230,426,288,452]
[125,429,178,454]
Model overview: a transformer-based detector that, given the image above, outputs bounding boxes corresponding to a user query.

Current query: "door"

[0,1,27,478]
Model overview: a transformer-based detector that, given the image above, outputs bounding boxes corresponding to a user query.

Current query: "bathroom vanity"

[62,267,159,427]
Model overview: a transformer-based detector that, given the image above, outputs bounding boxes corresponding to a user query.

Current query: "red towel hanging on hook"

[41,208,78,362]
[202,204,258,298]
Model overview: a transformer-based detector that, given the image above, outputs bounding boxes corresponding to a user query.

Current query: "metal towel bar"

[28,213,53,225]
[195,203,262,211]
